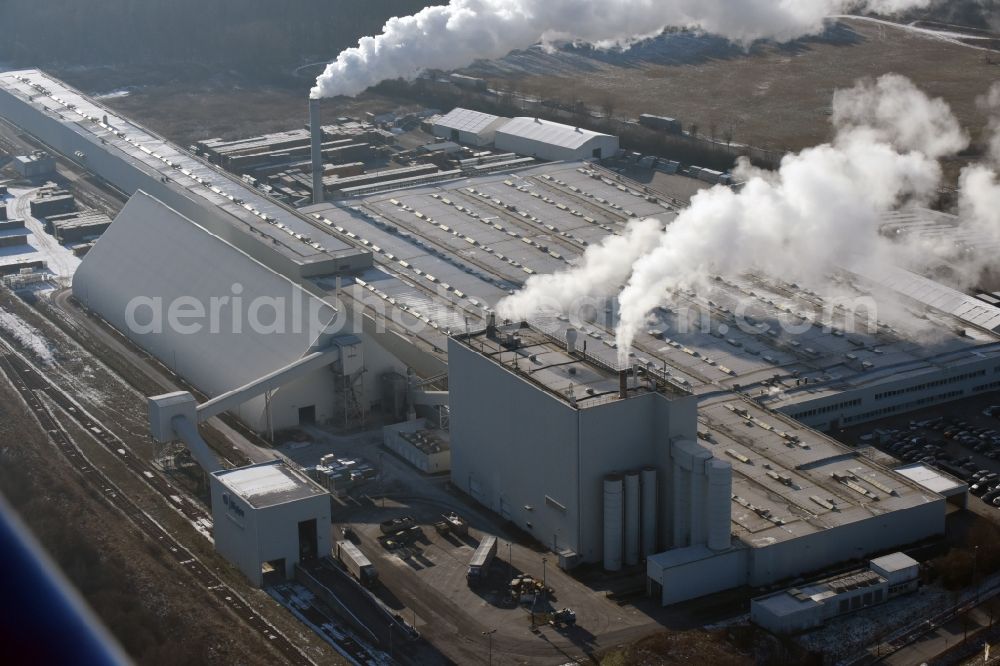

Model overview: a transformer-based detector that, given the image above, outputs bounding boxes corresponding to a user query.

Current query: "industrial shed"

[432,108,508,147]
[73,191,374,432]
[750,552,919,634]
[494,117,619,162]
[211,460,331,587]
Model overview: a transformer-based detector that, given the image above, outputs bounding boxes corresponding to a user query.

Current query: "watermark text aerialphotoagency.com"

[123,282,881,349]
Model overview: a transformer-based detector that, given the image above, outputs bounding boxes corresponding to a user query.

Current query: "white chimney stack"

[309,98,323,205]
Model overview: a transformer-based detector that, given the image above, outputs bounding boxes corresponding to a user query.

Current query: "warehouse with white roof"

[495,116,620,162]
[432,107,509,146]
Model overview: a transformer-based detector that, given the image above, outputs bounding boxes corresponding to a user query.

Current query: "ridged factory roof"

[497,117,615,150]
[434,107,505,135]
[851,261,1000,332]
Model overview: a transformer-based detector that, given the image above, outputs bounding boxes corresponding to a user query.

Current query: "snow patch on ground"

[268,583,391,666]
[795,585,951,663]
[2,187,83,282]
[94,88,133,100]
[0,310,55,364]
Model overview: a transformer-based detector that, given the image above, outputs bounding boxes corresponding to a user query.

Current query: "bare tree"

[601,96,616,120]
[722,126,734,148]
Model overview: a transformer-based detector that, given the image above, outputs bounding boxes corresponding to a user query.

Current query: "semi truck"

[335,540,378,587]
[467,535,498,586]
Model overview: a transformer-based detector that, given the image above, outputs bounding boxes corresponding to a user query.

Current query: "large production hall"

[0,68,992,607]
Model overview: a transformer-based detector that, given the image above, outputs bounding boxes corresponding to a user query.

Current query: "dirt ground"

[45,18,1000,168]
[0,287,341,665]
[49,64,423,149]
[598,629,754,665]
[0,376,279,664]
[474,18,1000,154]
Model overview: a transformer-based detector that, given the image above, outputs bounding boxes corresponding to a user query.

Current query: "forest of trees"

[0,1,431,71]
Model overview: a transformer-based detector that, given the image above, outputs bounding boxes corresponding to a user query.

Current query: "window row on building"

[843,390,965,424]
[874,370,986,401]
[790,398,862,420]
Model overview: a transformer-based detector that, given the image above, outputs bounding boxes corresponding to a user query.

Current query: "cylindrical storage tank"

[671,461,691,547]
[706,459,733,551]
[566,327,578,354]
[624,471,640,566]
[603,475,624,571]
[640,467,657,557]
[689,458,707,546]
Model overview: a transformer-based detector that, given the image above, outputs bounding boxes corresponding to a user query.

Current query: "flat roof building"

[893,463,968,507]
[448,324,721,570]
[646,394,943,605]
[750,552,919,634]
[211,460,331,587]
[447,322,943,603]
[13,151,55,178]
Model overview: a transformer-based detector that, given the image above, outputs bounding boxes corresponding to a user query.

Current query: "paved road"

[7,187,82,279]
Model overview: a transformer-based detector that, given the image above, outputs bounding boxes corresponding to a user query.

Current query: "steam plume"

[956,83,1000,253]
[312,0,933,99]
[497,75,970,365]
[498,217,663,318]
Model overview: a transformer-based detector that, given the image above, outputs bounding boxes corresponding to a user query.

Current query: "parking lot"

[337,498,655,660]
[278,426,657,665]
[836,392,1000,516]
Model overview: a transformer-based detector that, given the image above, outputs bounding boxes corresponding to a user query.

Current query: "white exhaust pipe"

[309,98,323,204]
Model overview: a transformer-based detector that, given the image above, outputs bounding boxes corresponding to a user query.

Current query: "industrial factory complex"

[1,67,998,660]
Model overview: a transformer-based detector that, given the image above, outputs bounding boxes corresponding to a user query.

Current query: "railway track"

[0,343,317,666]
[0,341,211,529]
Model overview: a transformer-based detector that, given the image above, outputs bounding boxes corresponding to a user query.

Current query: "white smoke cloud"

[312,0,933,99]
[498,217,663,320]
[954,83,1000,258]
[831,74,968,158]
[497,74,968,365]
[980,82,1000,164]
